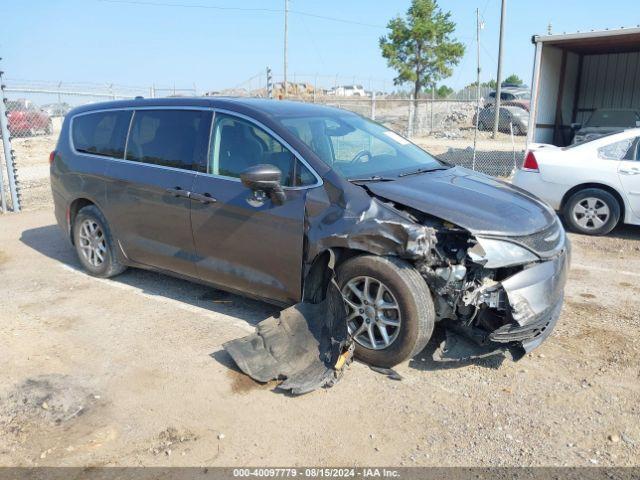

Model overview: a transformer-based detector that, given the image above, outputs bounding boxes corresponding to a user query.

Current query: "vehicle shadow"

[602,223,640,241]
[408,326,506,371]
[559,216,640,241]
[19,224,279,326]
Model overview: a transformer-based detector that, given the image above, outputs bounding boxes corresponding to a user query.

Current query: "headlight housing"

[468,237,539,268]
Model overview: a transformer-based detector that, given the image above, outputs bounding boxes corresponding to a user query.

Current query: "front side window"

[208,113,315,187]
[278,113,444,179]
[72,110,132,158]
[598,138,635,160]
[125,109,211,170]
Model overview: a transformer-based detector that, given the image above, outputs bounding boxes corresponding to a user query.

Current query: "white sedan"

[513,128,640,235]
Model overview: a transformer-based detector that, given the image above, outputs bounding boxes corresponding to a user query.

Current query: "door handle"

[619,168,640,175]
[166,187,190,198]
[190,192,217,204]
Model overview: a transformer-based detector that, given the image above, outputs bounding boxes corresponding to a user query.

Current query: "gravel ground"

[0,126,638,468]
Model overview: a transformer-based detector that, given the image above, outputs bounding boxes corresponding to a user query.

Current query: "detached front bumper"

[495,239,571,352]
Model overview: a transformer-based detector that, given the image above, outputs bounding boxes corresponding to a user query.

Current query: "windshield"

[586,110,640,128]
[277,113,444,179]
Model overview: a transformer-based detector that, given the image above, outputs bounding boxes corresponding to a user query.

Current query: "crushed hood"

[366,167,556,237]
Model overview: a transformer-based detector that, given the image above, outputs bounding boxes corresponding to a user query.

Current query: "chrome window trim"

[105,156,200,175]
[69,109,134,161]
[68,105,324,190]
[69,106,214,165]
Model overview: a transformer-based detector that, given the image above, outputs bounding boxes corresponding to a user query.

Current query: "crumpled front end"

[499,247,569,352]
[413,215,570,361]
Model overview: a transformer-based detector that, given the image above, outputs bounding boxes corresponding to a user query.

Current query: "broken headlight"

[468,237,538,269]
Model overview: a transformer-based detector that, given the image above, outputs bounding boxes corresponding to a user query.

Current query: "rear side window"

[125,109,211,171]
[72,110,132,158]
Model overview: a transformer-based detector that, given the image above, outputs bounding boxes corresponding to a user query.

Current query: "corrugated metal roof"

[534,26,640,43]
[533,27,640,54]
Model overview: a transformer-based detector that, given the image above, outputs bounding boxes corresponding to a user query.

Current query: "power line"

[97,0,385,28]
[289,10,385,29]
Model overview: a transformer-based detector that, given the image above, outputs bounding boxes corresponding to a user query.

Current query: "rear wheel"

[563,188,620,235]
[73,205,127,278]
[337,255,435,368]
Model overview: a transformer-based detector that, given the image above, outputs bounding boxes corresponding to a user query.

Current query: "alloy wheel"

[78,219,107,267]
[341,276,401,350]
[572,197,610,230]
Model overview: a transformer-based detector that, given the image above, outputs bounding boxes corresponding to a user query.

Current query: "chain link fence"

[0,80,155,212]
[0,78,527,212]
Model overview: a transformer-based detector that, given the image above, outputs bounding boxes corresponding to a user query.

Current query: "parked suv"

[50,98,569,367]
[485,87,530,111]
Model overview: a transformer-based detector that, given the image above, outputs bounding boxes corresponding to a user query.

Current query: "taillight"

[49,150,56,165]
[522,151,539,171]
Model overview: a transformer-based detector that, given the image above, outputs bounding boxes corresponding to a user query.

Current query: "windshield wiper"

[347,175,395,183]
[398,166,449,177]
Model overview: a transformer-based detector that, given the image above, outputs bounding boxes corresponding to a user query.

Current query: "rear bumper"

[512,170,565,211]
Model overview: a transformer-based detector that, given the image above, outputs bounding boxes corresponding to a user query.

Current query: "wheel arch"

[302,247,368,303]
[560,182,626,222]
[68,197,98,244]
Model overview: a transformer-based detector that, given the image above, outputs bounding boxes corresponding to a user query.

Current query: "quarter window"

[125,109,211,170]
[72,110,132,158]
[208,113,315,187]
[598,138,635,161]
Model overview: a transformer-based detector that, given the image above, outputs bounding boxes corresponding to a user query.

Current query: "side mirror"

[240,164,286,205]
[571,123,582,131]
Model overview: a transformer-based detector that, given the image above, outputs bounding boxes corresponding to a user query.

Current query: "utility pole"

[492,0,506,138]
[472,7,482,170]
[283,0,288,98]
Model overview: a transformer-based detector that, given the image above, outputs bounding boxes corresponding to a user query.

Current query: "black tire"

[336,255,435,368]
[73,205,127,278]
[563,188,621,236]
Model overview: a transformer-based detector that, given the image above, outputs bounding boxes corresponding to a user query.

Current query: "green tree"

[380,0,465,112]
[502,74,524,86]
[436,85,454,98]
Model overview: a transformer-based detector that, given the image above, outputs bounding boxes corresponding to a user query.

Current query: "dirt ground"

[1,132,639,468]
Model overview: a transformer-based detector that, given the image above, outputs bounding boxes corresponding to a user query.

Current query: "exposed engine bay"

[383,197,569,362]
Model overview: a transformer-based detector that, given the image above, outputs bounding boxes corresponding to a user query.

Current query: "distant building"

[327,85,367,97]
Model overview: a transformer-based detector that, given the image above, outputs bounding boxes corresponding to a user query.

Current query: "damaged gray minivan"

[51,97,569,368]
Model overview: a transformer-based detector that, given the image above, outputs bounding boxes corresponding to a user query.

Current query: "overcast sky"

[2,0,638,92]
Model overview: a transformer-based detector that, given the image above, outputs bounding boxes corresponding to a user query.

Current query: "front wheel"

[563,188,621,235]
[337,255,435,368]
